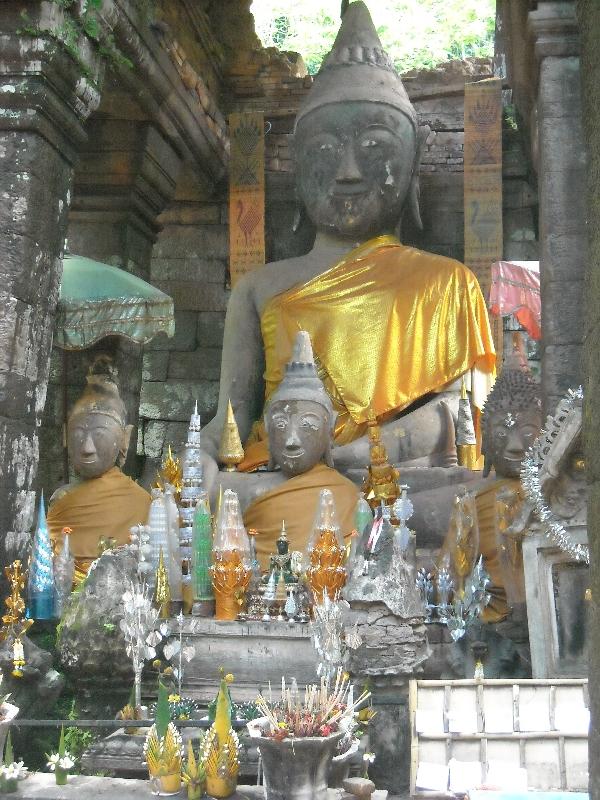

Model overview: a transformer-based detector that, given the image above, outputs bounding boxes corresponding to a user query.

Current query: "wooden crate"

[409,679,589,796]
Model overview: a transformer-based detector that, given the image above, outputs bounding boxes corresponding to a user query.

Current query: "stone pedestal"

[0,3,102,566]
[345,601,429,793]
[179,617,316,703]
[529,2,585,413]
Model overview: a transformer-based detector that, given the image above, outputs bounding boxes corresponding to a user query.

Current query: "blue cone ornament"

[28,492,55,619]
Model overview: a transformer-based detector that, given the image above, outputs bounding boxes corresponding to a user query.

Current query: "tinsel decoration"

[310,592,347,681]
[521,386,589,564]
[120,580,163,710]
[28,492,54,619]
[53,529,75,618]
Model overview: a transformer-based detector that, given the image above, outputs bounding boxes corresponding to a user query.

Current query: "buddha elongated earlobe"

[119,425,133,467]
[325,439,335,469]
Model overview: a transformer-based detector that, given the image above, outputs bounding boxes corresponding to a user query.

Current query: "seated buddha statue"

[47,359,151,581]
[198,1,495,498]
[209,331,358,569]
[439,352,542,622]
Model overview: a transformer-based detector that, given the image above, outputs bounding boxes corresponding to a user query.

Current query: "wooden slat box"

[410,679,589,796]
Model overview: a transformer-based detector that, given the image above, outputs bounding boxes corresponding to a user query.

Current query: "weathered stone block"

[154,281,229,312]
[140,380,219,422]
[140,419,167,460]
[153,225,229,260]
[167,348,222,381]
[157,202,222,226]
[197,311,226,347]
[150,256,226,283]
[142,351,169,382]
[146,311,197,351]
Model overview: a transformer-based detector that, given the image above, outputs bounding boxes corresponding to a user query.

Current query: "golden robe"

[440,477,525,623]
[48,467,151,578]
[241,236,495,470]
[242,463,358,570]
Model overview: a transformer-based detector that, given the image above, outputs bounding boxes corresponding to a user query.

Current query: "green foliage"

[17,0,136,80]
[154,682,171,740]
[252,0,496,75]
[3,733,14,767]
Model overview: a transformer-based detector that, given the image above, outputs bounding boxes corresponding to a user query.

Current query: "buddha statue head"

[265,331,336,477]
[294,1,421,240]
[482,352,542,479]
[67,357,132,480]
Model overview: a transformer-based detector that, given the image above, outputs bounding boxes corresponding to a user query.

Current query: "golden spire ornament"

[1,560,33,679]
[305,489,347,601]
[154,444,183,497]
[218,399,244,472]
[154,548,171,619]
[362,413,400,510]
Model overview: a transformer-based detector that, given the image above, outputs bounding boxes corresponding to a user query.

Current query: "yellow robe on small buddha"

[241,235,495,470]
[47,466,151,579]
[242,463,358,570]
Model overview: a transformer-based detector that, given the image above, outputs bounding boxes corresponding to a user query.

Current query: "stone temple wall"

[136,56,539,479]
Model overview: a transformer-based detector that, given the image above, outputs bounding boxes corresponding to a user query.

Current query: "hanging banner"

[464,78,503,367]
[228,111,265,287]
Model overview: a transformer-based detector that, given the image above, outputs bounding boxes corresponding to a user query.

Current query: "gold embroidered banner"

[464,78,503,367]
[229,111,265,287]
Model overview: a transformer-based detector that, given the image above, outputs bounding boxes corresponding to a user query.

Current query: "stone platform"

[14,774,392,800]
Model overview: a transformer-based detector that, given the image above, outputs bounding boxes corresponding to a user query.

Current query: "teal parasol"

[55,254,175,350]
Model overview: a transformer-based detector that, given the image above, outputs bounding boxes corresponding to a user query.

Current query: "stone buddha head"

[265,331,336,477]
[482,353,542,479]
[294,1,421,239]
[67,358,132,480]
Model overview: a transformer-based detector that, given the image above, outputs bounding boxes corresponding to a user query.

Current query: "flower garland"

[521,387,589,564]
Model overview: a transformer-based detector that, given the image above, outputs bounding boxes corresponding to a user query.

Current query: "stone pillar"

[345,602,429,792]
[38,116,182,490]
[529,1,585,413]
[0,3,101,563]
[578,2,600,798]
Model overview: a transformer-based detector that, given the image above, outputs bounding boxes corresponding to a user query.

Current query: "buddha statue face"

[68,412,131,480]
[487,409,542,479]
[266,399,331,478]
[295,101,417,239]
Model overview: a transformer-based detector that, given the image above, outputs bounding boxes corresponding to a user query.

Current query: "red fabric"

[489,261,541,339]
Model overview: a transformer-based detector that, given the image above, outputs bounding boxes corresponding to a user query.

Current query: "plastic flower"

[362,751,376,778]
[46,752,75,772]
[168,694,181,703]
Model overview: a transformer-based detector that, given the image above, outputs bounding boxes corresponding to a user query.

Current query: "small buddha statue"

[47,358,151,581]
[264,522,298,585]
[197,1,495,496]
[439,352,542,621]
[209,331,359,569]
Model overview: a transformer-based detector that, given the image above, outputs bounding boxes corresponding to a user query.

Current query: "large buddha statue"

[211,331,358,569]
[200,1,494,494]
[47,359,151,580]
[440,352,542,622]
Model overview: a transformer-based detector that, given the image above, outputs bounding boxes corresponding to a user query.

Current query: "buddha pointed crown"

[266,331,335,429]
[295,1,417,131]
[69,355,128,428]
